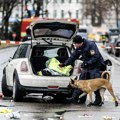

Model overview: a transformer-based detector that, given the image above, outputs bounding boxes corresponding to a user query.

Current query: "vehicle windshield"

[109,29,119,35]
[78,29,87,33]
[34,28,73,38]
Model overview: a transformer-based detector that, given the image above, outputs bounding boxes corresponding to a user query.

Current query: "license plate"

[48,86,59,89]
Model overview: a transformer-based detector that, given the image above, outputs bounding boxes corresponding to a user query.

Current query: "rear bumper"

[17,74,72,94]
[18,84,71,94]
[18,74,70,87]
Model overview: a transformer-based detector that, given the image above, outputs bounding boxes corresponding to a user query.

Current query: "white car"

[2,20,87,102]
[77,25,88,39]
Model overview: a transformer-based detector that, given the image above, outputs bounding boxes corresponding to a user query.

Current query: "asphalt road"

[0,44,120,120]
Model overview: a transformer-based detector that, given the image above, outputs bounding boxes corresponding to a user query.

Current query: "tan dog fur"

[70,71,118,107]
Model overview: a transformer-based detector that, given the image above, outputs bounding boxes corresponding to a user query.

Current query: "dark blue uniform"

[65,39,105,104]
[65,39,104,79]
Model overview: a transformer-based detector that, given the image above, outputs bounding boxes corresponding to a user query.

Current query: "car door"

[6,44,29,86]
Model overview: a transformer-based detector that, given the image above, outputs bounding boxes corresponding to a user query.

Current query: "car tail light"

[20,61,28,72]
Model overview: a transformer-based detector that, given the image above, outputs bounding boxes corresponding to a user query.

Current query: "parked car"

[2,20,88,102]
[111,35,120,57]
[77,25,88,39]
[105,28,119,54]
[105,38,116,54]
[109,28,120,40]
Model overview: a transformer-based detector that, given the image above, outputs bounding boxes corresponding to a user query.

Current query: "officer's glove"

[59,63,65,68]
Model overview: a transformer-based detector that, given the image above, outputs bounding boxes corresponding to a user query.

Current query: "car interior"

[30,46,49,73]
[30,46,70,75]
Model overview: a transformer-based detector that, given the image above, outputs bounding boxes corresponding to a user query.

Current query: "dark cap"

[73,35,84,43]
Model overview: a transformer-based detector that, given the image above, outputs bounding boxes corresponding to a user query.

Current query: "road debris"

[0,107,12,114]
[78,113,93,118]
[103,115,112,120]
[6,111,20,119]
[0,107,20,119]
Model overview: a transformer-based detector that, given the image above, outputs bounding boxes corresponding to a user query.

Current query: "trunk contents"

[30,46,73,76]
[37,58,73,76]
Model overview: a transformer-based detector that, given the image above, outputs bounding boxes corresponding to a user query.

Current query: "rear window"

[32,22,76,39]
[34,28,73,38]
[109,29,119,35]
[78,29,87,33]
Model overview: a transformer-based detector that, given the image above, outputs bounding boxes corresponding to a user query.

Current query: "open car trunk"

[30,45,73,76]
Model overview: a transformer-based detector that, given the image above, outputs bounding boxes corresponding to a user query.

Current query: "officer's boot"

[92,89,102,106]
[66,89,81,103]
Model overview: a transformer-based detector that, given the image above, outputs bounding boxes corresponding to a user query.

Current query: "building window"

[61,10,64,18]
[76,10,79,18]
[53,10,57,18]
[53,0,57,3]
[76,0,80,3]
[69,0,72,3]
[68,10,72,18]
[61,0,64,3]
[16,14,19,18]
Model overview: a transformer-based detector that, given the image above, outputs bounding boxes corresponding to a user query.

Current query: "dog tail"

[101,71,110,81]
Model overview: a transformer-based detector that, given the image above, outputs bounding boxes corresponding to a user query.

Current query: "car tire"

[1,74,12,97]
[13,77,23,102]
[53,93,67,102]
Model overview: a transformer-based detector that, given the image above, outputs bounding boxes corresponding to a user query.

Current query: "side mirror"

[104,59,112,66]
[8,57,13,62]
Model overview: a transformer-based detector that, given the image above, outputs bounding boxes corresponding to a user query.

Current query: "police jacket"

[64,39,104,70]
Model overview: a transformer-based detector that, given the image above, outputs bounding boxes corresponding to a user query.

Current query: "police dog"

[69,71,118,107]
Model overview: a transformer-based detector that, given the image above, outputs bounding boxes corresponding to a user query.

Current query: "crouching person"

[59,35,105,106]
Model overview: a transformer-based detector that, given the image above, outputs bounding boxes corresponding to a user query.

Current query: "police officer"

[22,26,31,42]
[60,35,105,106]
[101,34,107,45]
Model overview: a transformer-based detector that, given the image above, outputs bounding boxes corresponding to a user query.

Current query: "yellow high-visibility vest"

[47,58,73,76]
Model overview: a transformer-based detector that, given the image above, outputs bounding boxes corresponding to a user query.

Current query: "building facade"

[43,0,88,25]
[43,0,118,28]
[1,0,118,28]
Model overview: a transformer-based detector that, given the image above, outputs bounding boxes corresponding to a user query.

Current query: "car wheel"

[13,77,23,102]
[1,74,12,97]
[54,93,67,102]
